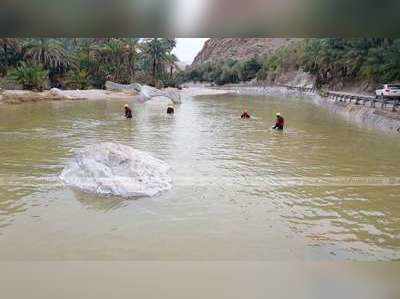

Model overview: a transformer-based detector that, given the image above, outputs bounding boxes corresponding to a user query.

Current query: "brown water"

[0,93,400,261]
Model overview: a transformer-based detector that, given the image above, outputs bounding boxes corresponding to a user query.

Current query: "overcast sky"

[173,38,208,65]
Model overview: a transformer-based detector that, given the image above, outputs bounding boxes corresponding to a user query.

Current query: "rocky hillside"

[192,38,300,65]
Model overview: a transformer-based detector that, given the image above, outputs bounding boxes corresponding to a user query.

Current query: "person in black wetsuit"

[167,106,175,114]
[241,110,251,119]
[124,104,132,119]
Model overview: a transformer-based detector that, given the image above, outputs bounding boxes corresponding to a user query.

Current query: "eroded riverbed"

[0,93,399,260]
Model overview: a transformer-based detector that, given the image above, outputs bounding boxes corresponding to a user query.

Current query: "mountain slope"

[192,38,300,65]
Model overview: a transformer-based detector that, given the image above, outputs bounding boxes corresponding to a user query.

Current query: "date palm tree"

[23,38,70,69]
[89,39,128,83]
[0,38,21,75]
[141,38,176,86]
[121,38,139,81]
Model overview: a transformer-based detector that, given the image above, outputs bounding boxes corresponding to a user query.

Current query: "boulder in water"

[60,143,172,198]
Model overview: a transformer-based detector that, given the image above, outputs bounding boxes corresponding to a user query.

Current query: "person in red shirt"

[273,113,285,130]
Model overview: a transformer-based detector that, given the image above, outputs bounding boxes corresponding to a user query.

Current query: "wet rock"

[60,142,172,198]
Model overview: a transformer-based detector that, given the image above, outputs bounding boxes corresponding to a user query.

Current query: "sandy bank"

[0,88,136,104]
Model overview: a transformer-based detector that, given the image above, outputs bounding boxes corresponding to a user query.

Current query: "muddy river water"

[0,92,399,261]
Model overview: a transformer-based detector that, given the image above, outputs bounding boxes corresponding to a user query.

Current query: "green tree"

[23,38,70,69]
[141,38,176,86]
[0,38,22,75]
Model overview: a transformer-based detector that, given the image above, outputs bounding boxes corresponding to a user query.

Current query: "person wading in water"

[167,106,175,114]
[124,104,132,119]
[272,113,285,130]
[241,110,251,119]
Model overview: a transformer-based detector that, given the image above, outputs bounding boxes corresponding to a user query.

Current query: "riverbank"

[0,88,137,104]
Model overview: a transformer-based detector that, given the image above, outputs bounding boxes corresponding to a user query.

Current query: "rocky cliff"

[192,38,300,65]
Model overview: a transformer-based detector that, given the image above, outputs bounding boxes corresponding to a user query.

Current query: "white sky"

[173,38,208,65]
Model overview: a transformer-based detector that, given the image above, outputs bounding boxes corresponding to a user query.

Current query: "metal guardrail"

[282,85,400,112]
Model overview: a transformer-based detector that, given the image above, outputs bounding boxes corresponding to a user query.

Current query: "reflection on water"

[73,190,130,212]
[0,94,400,260]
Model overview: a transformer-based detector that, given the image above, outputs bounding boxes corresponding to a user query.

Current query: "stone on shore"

[60,142,172,198]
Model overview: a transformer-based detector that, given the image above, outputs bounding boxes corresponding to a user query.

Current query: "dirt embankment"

[0,88,136,104]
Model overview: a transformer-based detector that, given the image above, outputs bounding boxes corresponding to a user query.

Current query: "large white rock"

[105,81,182,104]
[60,143,172,198]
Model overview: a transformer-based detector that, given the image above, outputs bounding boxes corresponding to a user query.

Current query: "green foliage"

[65,69,90,90]
[0,38,177,90]
[9,62,48,91]
[238,58,261,81]
[140,38,177,86]
[4,38,400,91]
[183,38,400,88]
[256,44,301,81]
[0,38,22,76]
[299,38,400,87]
[184,58,261,85]
[23,38,71,69]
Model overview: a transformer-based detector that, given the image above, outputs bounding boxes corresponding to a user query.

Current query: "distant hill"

[192,38,301,65]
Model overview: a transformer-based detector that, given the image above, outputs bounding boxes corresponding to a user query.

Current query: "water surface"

[0,94,399,260]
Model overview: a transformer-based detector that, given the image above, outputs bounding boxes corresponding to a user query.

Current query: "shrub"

[65,69,90,89]
[8,62,48,91]
[238,58,261,81]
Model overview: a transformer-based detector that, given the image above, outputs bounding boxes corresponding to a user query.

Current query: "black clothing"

[241,112,251,119]
[125,107,132,119]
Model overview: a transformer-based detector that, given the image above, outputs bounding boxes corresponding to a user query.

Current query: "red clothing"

[273,116,285,130]
[276,116,284,126]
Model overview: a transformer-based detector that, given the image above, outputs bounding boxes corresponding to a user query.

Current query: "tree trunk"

[152,58,156,86]
[3,44,8,68]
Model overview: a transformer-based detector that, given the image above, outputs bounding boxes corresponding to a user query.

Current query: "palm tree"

[166,53,178,77]
[0,38,20,75]
[121,38,139,81]
[23,38,70,69]
[141,38,176,86]
[89,39,127,83]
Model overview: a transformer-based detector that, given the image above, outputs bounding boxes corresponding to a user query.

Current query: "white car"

[375,84,400,98]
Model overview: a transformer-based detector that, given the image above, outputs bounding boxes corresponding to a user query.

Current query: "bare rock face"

[60,143,172,198]
[192,38,301,65]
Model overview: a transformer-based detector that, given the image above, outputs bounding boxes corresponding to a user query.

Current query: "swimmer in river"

[241,110,251,119]
[272,113,285,130]
[124,104,132,119]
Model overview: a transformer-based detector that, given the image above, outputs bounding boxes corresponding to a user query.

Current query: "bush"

[8,62,48,91]
[65,69,90,89]
[238,58,261,81]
